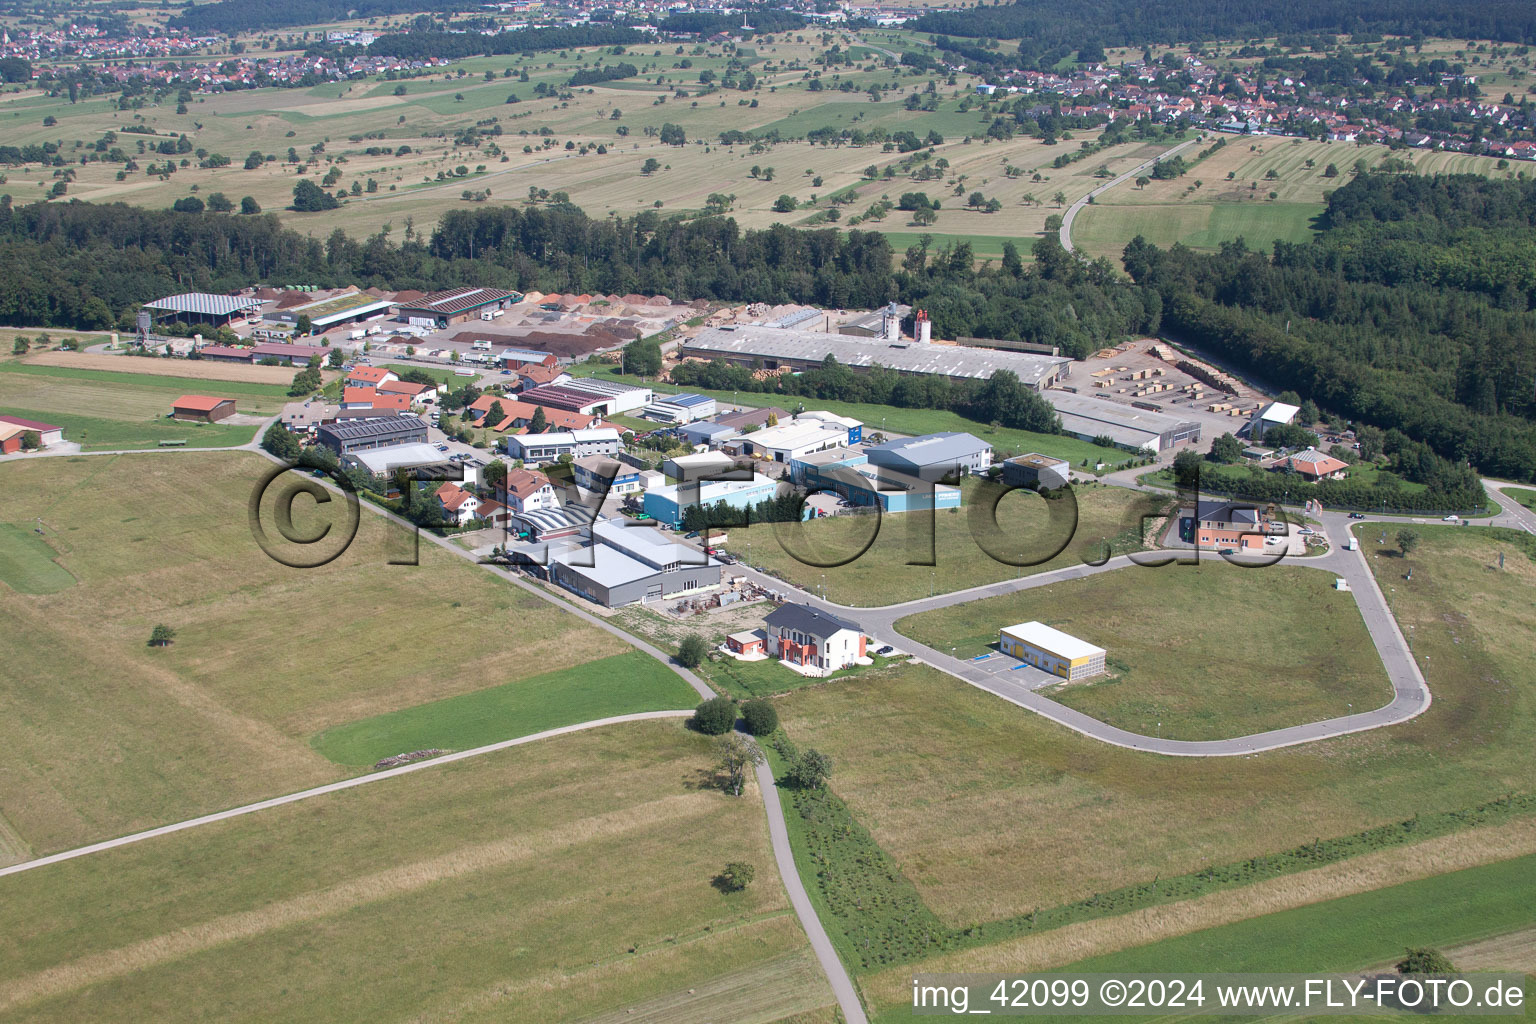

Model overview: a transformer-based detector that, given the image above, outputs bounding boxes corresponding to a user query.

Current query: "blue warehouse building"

[790,448,961,514]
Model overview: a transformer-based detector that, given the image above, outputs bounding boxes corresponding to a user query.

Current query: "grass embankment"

[769,526,1535,951]
[0,362,291,449]
[311,650,699,765]
[896,563,1392,740]
[0,720,834,1023]
[746,481,1168,605]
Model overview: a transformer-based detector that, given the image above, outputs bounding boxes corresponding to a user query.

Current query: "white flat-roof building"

[1249,401,1300,440]
[999,621,1107,681]
[683,325,1070,389]
[725,419,849,463]
[344,442,449,476]
[504,427,623,464]
[1045,391,1201,453]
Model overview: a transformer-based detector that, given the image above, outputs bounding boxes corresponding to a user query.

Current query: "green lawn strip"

[310,650,698,765]
[0,361,290,400]
[0,406,254,450]
[1059,850,1536,969]
[868,853,1536,1023]
[1502,487,1536,512]
[771,704,1536,978]
[0,522,76,594]
[699,652,894,700]
[762,733,947,975]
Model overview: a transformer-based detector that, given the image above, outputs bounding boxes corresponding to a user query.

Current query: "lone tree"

[148,624,176,647]
[740,698,778,736]
[677,634,709,668]
[1397,528,1421,558]
[713,733,764,796]
[20,430,41,450]
[529,406,547,433]
[785,747,832,789]
[1397,948,1457,975]
[261,422,302,461]
[483,400,507,430]
[717,861,755,892]
[691,695,736,735]
[640,157,661,175]
[1135,175,1150,189]
[288,366,322,397]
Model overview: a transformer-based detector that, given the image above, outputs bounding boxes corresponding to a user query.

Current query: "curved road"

[732,503,1437,756]
[1059,136,1202,254]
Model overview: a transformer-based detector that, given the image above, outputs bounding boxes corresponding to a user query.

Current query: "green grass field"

[866,852,1536,1022]
[746,481,1169,605]
[768,526,1536,936]
[0,719,836,1023]
[1070,135,1517,264]
[0,523,76,594]
[311,650,698,765]
[0,451,630,855]
[896,562,1393,740]
[0,362,292,450]
[1503,487,1536,512]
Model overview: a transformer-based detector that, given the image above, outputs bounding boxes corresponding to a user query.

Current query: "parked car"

[500,369,513,375]
[685,531,700,539]
[436,444,450,452]
[1348,512,1366,520]
[876,645,895,656]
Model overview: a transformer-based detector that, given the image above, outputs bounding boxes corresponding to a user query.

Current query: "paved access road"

[731,504,1433,756]
[1059,136,1202,254]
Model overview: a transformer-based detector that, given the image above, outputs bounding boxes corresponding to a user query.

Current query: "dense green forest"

[171,0,464,35]
[365,25,642,61]
[1,174,1531,482]
[1124,174,1536,482]
[913,0,1536,70]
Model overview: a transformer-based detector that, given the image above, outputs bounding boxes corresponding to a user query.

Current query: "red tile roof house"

[1274,447,1350,481]
[466,394,595,433]
[0,415,64,448]
[377,379,435,406]
[170,395,237,422]
[342,386,378,410]
[345,366,399,389]
[435,481,481,525]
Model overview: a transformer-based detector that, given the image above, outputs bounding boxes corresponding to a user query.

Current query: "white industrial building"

[683,325,1071,389]
[504,427,623,464]
[724,418,850,463]
[1044,391,1201,453]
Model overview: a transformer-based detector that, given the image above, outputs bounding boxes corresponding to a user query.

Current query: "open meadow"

[894,562,1394,740]
[745,481,1169,605]
[763,527,1535,964]
[0,356,301,449]
[1070,136,1519,263]
[0,719,837,1024]
[0,450,656,858]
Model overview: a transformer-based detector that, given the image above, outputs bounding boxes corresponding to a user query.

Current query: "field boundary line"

[0,710,692,880]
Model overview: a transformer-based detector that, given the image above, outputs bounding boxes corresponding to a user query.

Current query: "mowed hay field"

[895,562,1393,740]
[0,720,837,1024]
[0,359,295,450]
[1071,136,1520,263]
[770,528,1535,932]
[0,451,634,857]
[747,482,1169,605]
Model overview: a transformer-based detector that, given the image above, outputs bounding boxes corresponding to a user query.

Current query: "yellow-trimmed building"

[999,621,1106,681]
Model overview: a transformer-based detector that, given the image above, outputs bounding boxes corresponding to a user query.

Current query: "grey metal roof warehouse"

[144,293,262,316]
[1044,390,1201,452]
[682,326,1070,388]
